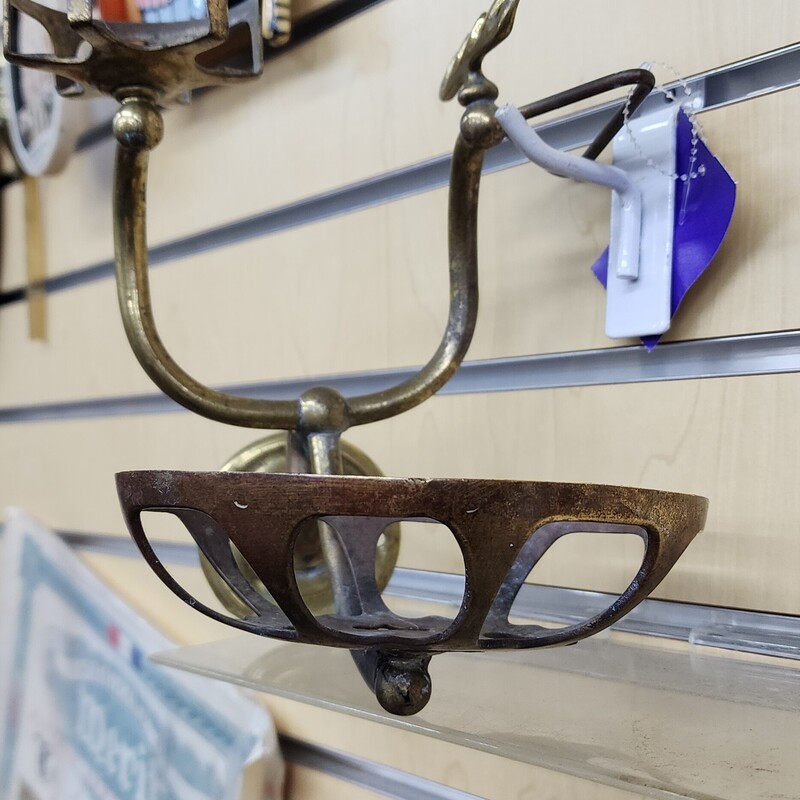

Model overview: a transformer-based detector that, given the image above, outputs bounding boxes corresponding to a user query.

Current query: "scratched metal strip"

[279,735,484,800]
[1,42,800,306]
[0,329,798,424]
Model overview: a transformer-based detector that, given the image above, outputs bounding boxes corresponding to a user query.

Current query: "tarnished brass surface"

[105,0,650,434]
[200,434,400,616]
[6,0,482,432]
[108,99,482,430]
[118,470,708,653]
[440,0,519,105]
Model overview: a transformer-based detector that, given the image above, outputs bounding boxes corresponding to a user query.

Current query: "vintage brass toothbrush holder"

[5,0,707,715]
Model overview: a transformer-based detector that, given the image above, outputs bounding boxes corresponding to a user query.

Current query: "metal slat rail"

[0,43,798,423]
[279,735,484,800]
[0,329,799,423]
[22,529,800,661]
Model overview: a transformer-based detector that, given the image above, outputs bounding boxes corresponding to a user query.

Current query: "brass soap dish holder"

[4,0,708,715]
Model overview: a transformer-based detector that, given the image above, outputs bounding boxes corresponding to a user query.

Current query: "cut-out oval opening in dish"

[292,516,463,642]
[517,523,647,597]
[138,508,294,634]
[482,521,648,637]
[381,519,466,623]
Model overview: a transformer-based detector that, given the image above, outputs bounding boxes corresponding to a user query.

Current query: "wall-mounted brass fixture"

[4,0,708,716]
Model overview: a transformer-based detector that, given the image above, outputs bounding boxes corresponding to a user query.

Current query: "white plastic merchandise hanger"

[497,104,642,280]
[497,102,680,339]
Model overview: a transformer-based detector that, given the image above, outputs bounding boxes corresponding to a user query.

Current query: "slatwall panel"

[1,1,799,798]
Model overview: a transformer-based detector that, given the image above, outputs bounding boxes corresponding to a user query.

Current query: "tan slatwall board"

[1,2,799,799]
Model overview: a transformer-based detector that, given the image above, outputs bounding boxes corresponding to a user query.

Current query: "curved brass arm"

[113,63,653,432]
[9,0,654,437]
[113,94,483,431]
[347,135,482,425]
[113,97,297,429]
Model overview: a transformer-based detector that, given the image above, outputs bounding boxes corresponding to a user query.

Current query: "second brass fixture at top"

[4,0,708,716]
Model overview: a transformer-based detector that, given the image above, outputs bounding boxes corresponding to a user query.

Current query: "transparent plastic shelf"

[155,620,800,800]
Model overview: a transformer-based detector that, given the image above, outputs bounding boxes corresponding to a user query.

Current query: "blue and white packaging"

[0,509,285,800]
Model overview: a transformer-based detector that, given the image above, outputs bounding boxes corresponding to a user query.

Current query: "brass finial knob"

[439,0,520,106]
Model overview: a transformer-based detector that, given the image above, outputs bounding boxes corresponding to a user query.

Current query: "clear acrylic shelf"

[154,578,800,800]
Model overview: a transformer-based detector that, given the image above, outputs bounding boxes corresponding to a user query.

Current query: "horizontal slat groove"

[279,734,484,800]
[0,330,798,424]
